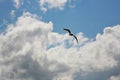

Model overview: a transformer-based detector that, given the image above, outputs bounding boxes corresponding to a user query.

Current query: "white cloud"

[0,12,120,80]
[38,0,68,12]
[12,0,76,12]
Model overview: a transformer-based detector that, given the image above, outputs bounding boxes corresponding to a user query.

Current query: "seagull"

[63,28,78,43]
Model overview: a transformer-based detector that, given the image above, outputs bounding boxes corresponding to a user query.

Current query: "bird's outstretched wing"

[63,28,78,43]
[73,35,78,43]
[63,28,72,34]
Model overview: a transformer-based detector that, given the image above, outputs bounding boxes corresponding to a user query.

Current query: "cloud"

[68,0,77,8]
[0,12,120,80]
[109,75,120,80]
[12,0,76,12]
[13,0,23,9]
[10,10,16,18]
[38,0,68,12]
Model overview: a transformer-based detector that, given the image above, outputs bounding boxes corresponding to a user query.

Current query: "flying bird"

[63,28,78,43]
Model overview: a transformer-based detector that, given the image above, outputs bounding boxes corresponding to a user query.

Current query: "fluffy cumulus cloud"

[0,12,120,80]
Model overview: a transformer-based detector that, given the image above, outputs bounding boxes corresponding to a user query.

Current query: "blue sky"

[0,0,120,37]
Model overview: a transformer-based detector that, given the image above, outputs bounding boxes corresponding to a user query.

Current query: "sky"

[0,0,120,80]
